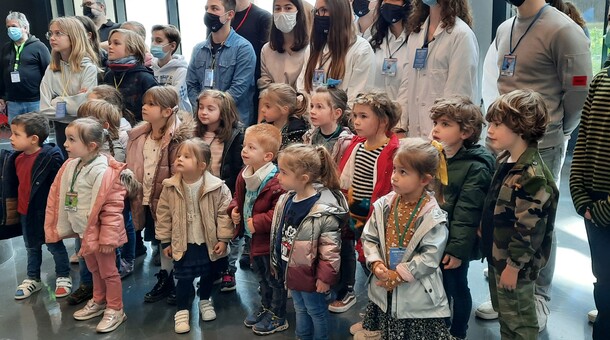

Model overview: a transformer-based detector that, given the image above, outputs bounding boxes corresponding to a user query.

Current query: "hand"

[247,218,255,234]
[499,265,519,291]
[213,241,227,255]
[231,207,241,225]
[442,254,462,270]
[0,99,5,109]
[98,245,114,254]
[477,225,482,238]
[316,279,330,293]
[270,265,278,279]
[78,88,88,94]
[585,208,592,220]
[163,246,172,258]
[374,269,402,291]
[373,262,389,281]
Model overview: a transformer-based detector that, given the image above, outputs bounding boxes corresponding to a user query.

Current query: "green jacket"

[481,145,558,281]
[441,145,495,261]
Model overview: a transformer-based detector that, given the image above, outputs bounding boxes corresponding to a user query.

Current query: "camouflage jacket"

[480,145,558,281]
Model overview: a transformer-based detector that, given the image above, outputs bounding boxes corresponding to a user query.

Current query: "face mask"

[150,44,169,59]
[7,27,22,42]
[380,3,406,24]
[505,0,526,6]
[352,0,370,17]
[422,0,437,7]
[314,15,331,36]
[82,6,97,19]
[204,12,227,33]
[274,12,298,33]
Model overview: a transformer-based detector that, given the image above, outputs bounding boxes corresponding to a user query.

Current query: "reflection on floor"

[0,126,596,339]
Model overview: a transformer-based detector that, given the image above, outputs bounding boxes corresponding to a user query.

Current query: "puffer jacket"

[302,126,354,164]
[126,115,196,230]
[155,171,233,261]
[362,191,450,319]
[270,186,348,292]
[44,154,127,255]
[218,123,245,194]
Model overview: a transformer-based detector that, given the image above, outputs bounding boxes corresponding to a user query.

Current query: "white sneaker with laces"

[14,279,42,300]
[55,277,72,298]
[174,310,190,333]
[475,300,499,320]
[96,308,126,333]
[199,300,216,321]
[588,309,598,323]
[73,299,106,320]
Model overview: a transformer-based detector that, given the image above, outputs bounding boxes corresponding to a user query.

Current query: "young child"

[155,138,233,333]
[303,85,353,164]
[77,100,125,162]
[126,86,195,304]
[259,83,309,150]
[7,113,69,300]
[89,84,136,147]
[104,28,157,122]
[44,118,129,333]
[356,138,453,340]
[227,124,285,334]
[481,89,558,339]
[332,91,400,313]
[271,144,348,339]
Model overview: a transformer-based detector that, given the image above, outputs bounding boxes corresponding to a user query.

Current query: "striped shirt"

[351,143,385,201]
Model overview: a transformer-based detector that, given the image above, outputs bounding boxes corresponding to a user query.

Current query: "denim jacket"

[186,29,256,123]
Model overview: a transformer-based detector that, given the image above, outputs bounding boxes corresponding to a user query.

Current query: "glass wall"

[569,0,607,72]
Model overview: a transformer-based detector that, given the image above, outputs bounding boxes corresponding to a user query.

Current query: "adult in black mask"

[351,0,378,39]
[80,0,120,43]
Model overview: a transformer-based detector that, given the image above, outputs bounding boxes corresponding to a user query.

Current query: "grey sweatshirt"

[151,55,192,113]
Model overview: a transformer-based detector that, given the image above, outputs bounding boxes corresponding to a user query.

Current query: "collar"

[202,28,237,50]
[242,163,277,191]
[497,144,540,173]
[102,19,116,28]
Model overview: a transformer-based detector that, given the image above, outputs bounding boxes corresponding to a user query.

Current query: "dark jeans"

[21,215,69,279]
[291,290,330,340]
[442,260,472,339]
[333,238,355,300]
[118,200,135,263]
[252,255,287,317]
[74,238,92,285]
[585,219,610,340]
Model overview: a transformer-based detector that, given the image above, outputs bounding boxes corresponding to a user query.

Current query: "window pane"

[568,1,606,72]
[125,0,168,44]
[177,0,206,62]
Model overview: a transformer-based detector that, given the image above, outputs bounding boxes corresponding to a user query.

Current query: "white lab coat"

[371,30,408,103]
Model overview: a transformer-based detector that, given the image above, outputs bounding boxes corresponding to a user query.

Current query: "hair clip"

[430,140,448,185]
[102,128,110,137]
[326,78,342,89]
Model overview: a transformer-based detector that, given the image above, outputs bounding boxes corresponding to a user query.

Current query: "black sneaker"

[144,270,175,302]
[67,284,93,305]
[220,271,236,292]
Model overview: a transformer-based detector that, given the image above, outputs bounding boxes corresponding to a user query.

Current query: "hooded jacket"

[151,55,192,112]
[0,35,50,102]
[103,64,158,121]
[302,126,354,164]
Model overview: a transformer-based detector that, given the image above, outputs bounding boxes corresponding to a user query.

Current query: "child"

[259,83,309,150]
[332,91,400,313]
[126,86,195,304]
[89,84,136,147]
[7,113,69,300]
[271,144,348,339]
[44,118,129,333]
[104,28,157,122]
[227,124,285,334]
[156,138,233,333]
[481,89,558,339]
[355,138,453,340]
[77,100,125,162]
[150,24,192,112]
[302,85,353,164]
[429,96,494,339]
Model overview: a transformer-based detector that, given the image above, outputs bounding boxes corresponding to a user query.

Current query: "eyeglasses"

[46,31,68,40]
[81,1,100,7]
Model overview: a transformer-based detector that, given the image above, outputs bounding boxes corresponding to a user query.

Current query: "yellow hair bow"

[430,140,448,186]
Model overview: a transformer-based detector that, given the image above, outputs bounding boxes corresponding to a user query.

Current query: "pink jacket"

[45,154,127,256]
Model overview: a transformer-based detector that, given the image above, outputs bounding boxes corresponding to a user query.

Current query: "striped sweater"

[569,67,610,225]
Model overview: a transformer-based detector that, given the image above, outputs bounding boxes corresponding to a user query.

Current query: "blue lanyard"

[509,4,549,55]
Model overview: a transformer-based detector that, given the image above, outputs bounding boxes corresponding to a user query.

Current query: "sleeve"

[296,46,310,95]
[226,43,256,108]
[444,28,480,104]
[172,67,188,95]
[39,67,57,116]
[216,184,234,243]
[396,221,448,282]
[39,45,51,79]
[257,44,273,90]
[251,186,283,235]
[64,64,99,116]
[155,186,172,244]
[186,48,202,109]
[98,176,127,248]
[345,41,375,106]
[315,215,342,285]
[482,40,500,112]
[361,201,385,268]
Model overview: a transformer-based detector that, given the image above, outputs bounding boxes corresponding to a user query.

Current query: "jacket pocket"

[429,69,449,96]
[420,274,442,306]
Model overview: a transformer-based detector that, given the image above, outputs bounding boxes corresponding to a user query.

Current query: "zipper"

[283,208,325,286]
[30,155,52,198]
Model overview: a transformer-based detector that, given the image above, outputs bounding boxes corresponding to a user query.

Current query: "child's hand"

[270,265,278,279]
[247,218,255,234]
[316,279,330,293]
[585,208,592,220]
[78,88,88,94]
[98,245,114,254]
[231,207,241,225]
[213,241,227,255]
[374,270,402,291]
[163,246,172,258]
[442,254,462,269]
[373,262,389,281]
[499,265,519,291]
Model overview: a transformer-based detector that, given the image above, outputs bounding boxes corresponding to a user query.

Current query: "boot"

[144,270,175,302]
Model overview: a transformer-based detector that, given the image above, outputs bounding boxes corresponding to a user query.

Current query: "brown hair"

[176,138,212,169]
[67,117,105,152]
[485,89,548,143]
[352,91,401,133]
[563,1,587,29]
[196,90,240,143]
[120,21,146,40]
[312,86,351,128]
[269,0,309,53]
[90,85,136,126]
[108,29,147,63]
[74,16,101,66]
[429,96,484,147]
[77,100,122,157]
[151,24,181,55]
[143,86,179,136]
[394,137,445,202]
[408,0,473,34]
[49,17,99,72]
[244,124,282,156]
[11,113,50,146]
[260,83,309,119]
[278,143,340,190]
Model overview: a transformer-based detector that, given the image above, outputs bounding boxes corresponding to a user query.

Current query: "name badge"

[413,48,428,69]
[10,71,20,83]
[382,58,397,77]
[56,100,67,118]
[64,192,78,212]
[204,69,214,88]
[313,69,326,88]
[501,55,517,77]
[388,247,406,270]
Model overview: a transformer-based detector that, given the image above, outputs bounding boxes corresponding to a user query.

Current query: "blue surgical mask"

[150,44,169,59]
[8,27,23,42]
[422,0,438,7]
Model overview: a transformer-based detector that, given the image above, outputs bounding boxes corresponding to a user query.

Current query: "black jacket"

[0,36,50,102]
[219,123,245,194]
[103,64,157,122]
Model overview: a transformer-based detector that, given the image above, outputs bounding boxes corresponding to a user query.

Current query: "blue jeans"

[442,260,472,339]
[252,255,287,317]
[291,290,330,340]
[7,101,40,123]
[74,238,93,285]
[21,215,69,279]
[585,218,610,340]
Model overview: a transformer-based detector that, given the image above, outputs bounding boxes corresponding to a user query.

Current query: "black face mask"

[505,0,525,7]
[314,15,331,36]
[204,12,226,33]
[380,3,406,25]
[82,6,96,19]
[352,0,370,17]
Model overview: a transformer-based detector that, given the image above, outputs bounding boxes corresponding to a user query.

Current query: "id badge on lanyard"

[56,99,67,118]
[413,48,428,69]
[382,58,398,77]
[204,69,214,88]
[501,55,517,77]
[65,192,78,212]
[388,247,406,270]
[313,69,326,88]
[10,71,20,83]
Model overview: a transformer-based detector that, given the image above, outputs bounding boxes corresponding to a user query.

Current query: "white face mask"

[274,11,298,33]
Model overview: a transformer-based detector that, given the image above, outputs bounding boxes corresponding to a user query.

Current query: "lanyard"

[114,72,126,90]
[69,156,98,192]
[393,193,425,248]
[234,3,252,32]
[386,36,407,59]
[60,66,70,97]
[509,4,549,55]
[13,43,25,71]
[422,20,435,49]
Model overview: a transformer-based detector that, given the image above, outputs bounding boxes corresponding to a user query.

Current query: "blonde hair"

[260,83,309,119]
[108,28,147,63]
[67,117,105,153]
[485,89,548,143]
[143,86,179,136]
[394,138,446,202]
[278,143,340,190]
[49,17,99,72]
[176,138,212,169]
[196,90,240,142]
[244,124,282,156]
[353,91,401,133]
[429,96,484,147]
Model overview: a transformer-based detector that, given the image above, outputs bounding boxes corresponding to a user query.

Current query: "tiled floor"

[0,127,597,339]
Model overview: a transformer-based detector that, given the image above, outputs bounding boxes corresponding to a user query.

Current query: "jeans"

[585,219,610,340]
[21,215,69,279]
[333,238,356,300]
[227,236,248,274]
[442,261,472,339]
[75,238,93,285]
[291,290,330,340]
[252,255,287,317]
[7,101,39,123]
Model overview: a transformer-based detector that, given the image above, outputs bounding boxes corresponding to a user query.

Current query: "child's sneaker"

[67,284,93,305]
[14,279,42,300]
[252,312,289,335]
[329,291,356,313]
[55,277,72,298]
[95,308,126,333]
[244,307,269,327]
[174,310,190,333]
[220,271,236,292]
[199,300,216,321]
[73,299,106,320]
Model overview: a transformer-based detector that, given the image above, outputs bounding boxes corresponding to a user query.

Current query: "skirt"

[173,243,212,280]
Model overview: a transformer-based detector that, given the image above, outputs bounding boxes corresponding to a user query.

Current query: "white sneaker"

[483,267,489,279]
[475,300,499,320]
[535,296,549,332]
[14,279,42,300]
[588,309,598,323]
[73,299,106,320]
[174,310,190,333]
[199,300,216,321]
[96,308,126,333]
[55,277,72,298]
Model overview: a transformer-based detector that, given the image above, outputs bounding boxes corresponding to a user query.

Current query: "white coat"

[371,30,408,103]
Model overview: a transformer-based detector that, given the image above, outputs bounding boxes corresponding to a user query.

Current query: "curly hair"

[407,0,473,34]
[370,0,412,52]
[352,91,401,131]
[429,96,484,147]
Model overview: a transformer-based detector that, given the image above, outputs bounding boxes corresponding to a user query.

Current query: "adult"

[352,0,378,40]
[0,12,50,122]
[397,0,479,137]
[81,0,120,43]
[476,0,592,331]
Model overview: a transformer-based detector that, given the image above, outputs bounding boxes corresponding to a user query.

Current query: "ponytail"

[315,145,340,190]
[294,92,310,119]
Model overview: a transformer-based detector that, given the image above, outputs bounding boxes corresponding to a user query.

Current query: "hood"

[129,114,196,145]
[151,54,188,72]
[309,185,349,219]
[452,144,495,172]
[24,35,42,46]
